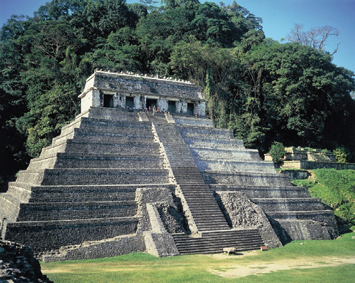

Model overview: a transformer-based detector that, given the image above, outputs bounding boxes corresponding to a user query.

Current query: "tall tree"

[286,24,340,55]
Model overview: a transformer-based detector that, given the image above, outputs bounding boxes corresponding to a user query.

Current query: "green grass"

[41,232,355,283]
[290,168,355,227]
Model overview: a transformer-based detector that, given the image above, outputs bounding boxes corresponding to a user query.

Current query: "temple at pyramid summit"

[0,71,338,262]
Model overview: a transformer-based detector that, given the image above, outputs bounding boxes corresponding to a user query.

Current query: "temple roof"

[79,70,203,101]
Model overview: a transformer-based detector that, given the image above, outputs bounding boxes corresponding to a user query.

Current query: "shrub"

[269,141,285,163]
[334,147,351,163]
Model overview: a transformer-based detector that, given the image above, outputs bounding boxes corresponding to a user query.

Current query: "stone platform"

[0,107,338,261]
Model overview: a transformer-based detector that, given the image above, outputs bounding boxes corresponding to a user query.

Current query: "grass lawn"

[41,232,355,283]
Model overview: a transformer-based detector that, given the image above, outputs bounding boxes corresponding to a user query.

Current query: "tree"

[286,24,340,55]
[241,40,355,152]
[268,141,285,163]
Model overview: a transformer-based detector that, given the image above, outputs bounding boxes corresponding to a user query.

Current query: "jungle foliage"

[0,0,355,188]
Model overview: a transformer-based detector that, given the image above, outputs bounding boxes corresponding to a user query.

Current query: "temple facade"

[79,70,206,116]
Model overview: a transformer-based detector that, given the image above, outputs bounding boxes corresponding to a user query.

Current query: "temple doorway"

[146,98,158,110]
[187,103,194,115]
[126,96,134,108]
[168,101,176,113]
[103,94,113,108]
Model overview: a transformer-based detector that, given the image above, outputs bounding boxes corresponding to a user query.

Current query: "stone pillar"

[158,98,168,112]
[121,95,126,108]
[113,93,120,108]
[176,101,183,113]
[181,101,188,114]
[134,96,141,110]
[141,96,146,110]
[93,90,101,107]
[195,102,206,117]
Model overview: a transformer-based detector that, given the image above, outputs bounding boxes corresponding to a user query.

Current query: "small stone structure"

[0,71,339,262]
[79,70,206,116]
[265,146,355,170]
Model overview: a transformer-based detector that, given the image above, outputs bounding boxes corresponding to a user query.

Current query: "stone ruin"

[0,240,53,282]
[266,146,355,170]
[0,71,339,262]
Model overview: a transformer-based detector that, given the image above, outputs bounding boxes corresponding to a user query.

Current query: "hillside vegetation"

[1,0,355,187]
[291,169,355,231]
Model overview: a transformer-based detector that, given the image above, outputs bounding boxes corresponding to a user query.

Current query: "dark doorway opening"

[146,98,158,109]
[187,103,194,115]
[168,101,176,113]
[126,96,134,108]
[104,94,113,108]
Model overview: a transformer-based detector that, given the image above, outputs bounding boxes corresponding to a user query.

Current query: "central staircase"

[150,113,265,254]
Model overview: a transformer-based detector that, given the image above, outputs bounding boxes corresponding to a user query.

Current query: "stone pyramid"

[0,72,338,262]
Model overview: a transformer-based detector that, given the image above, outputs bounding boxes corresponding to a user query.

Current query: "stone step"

[173,233,262,246]
[251,198,329,212]
[58,117,83,137]
[7,183,136,203]
[53,129,155,146]
[0,194,20,222]
[76,118,153,135]
[190,147,261,161]
[266,209,336,220]
[182,198,218,204]
[51,131,75,147]
[178,125,232,136]
[3,217,139,252]
[16,168,170,186]
[195,160,276,174]
[5,183,33,203]
[187,206,226,213]
[211,185,311,198]
[87,107,139,121]
[202,171,291,186]
[185,139,245,150]
[180,132,233,141]
[40,142,68,159]
[173,117,213,128]
[172,229,264,254]
[64,141,160,156]
[271,219,338,241]
[28,154,163,170]
[191,217,229,227]
[6,183,174,203]
[16,201,137,221]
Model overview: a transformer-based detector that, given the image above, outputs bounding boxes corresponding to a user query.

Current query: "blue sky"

[0,0,354,73]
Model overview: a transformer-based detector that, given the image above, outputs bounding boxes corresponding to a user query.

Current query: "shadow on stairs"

[172,228,264,255]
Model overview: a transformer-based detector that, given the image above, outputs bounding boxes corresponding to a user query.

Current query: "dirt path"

[207,256,355,278]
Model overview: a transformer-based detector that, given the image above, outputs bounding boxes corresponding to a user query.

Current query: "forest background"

[0,0,355,190]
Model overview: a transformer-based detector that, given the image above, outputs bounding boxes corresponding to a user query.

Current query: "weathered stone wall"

[280,170,310,179]
[215,191,282,248]
[80,71,203,101]
[79,71,207,116]
[270,218,339,243]
[135,187,185,234]
[42,234,145,263]
[135,187,181,257]
[92,72,202,100]
[281,161,355,170]
[0,241,53,282]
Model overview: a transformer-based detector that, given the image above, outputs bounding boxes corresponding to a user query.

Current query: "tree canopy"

[0,0,354,189]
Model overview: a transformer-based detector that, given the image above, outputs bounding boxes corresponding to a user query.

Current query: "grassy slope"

[291,168,355,229]
[41,232,355,283]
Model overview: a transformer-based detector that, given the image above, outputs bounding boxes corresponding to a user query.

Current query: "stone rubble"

[0,240,53,283]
